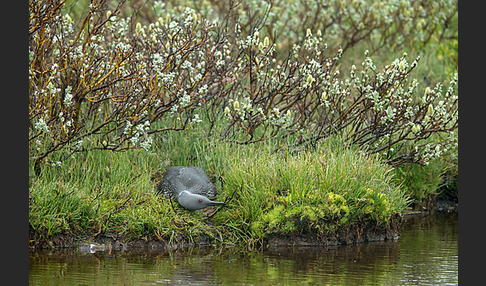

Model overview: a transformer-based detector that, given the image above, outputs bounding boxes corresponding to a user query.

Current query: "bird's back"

[157,166,218,198]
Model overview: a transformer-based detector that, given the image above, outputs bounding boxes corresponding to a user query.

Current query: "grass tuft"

[209,139,409,243]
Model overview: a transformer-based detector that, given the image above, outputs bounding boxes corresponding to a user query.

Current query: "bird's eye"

[198,199,202,203]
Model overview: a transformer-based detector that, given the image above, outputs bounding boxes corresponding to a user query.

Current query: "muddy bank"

[29,218,402,251]
[30,199,459,251]
[31,193,460,252]
[433,183,458,214]
[408,195,458,215]
[265,224,400,247]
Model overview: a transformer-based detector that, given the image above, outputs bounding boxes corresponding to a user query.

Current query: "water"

[29,214,457,285]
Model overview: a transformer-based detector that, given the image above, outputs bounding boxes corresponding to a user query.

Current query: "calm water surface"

[29,214,457,285]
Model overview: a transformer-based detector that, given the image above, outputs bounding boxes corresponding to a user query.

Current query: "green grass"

[211,138,409,245]
[393,142,458,210]
[29,131,410,249]
[29,146,213,246]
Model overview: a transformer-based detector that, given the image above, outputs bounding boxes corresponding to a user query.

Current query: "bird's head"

[177,190,224,210]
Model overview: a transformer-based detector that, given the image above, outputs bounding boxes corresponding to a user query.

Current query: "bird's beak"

[209,201,224,206]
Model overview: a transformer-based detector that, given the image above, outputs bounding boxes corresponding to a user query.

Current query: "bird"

[157,166,224,210]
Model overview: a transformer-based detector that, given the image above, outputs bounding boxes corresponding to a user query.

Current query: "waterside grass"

[29,134,410,249]
[212,139,409,246]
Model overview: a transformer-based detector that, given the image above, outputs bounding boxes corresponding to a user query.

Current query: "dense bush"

[29,0,457,173]
[29,0,229,173]
[156,0,457,55]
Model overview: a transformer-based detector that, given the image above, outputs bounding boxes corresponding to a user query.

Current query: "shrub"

[29,0,231,173]
[29,0,457,173]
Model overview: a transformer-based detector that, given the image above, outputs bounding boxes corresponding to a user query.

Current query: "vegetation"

[29,134,409,248]
[29,0,458,248]
[215,139,409,246]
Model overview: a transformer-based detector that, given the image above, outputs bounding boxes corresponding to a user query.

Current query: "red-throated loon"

[157,166,224,210]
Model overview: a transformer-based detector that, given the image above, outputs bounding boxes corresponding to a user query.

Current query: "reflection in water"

[29,214,457,285]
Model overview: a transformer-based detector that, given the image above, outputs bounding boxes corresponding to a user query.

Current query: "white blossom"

[63,86,73,106]
[34,118,49,133]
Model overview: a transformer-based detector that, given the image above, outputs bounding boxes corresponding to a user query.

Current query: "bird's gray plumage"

[157,166,224,210]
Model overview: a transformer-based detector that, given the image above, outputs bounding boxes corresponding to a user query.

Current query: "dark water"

[29,214,457,285]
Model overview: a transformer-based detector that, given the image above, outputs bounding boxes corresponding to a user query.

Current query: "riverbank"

[29,133,461,251]
[30,213,458,285]
[31,218,402,251]
[29,139,412,250]
[31,207,456,251]
[29,132,460,251]
[30,185,458,251]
